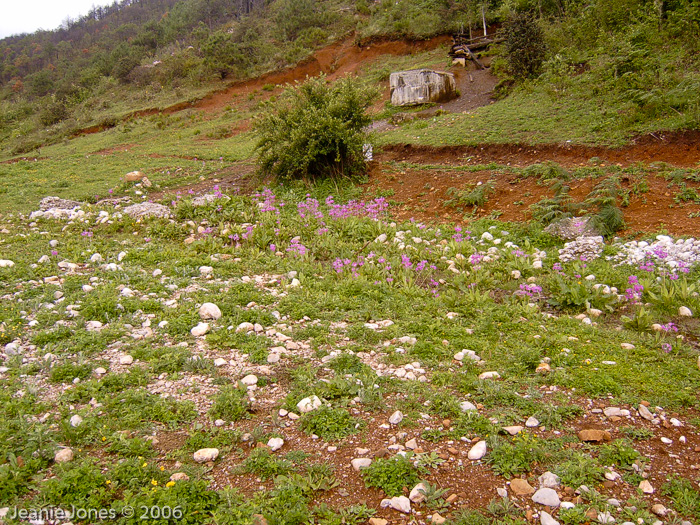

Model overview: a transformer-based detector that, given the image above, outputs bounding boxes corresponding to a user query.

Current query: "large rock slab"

[123,202,172,219]
[390,70,456,107]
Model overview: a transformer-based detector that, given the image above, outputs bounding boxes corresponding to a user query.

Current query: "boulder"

[124,171,147,182]
[39,196,83,211]
[390,70,457,107]
[544,216,600,240]
[123,202,172,219]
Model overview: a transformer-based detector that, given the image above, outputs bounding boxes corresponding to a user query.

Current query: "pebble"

[639,480,654,494]
[193,448,219,463]
[170,472,190,481]
[388,496,411,514]
[510,478,535,496]
[409,482,427,503]
[638,404,653,420]
[467,440,487,460]
[460,401,477,412]
[351,458,372,471]
[540,511,560,525]
[526,416,540,427]
[199,303,222,320]
[503,425,523,436]
[119,355,134,365]
[241,374,258,386]
[389,410,404,425]
[679,306,693,317]
[54,448,74,463]
[478,371,500,380]
[650,504,667,517]
[191,322,210,336]
[0,260,15,268]
[598,511,615,524]
[538,472,560,489]
[69,415,83,427]
[532,488,560,507]
[267,438,284,451]
[297,395,322,413]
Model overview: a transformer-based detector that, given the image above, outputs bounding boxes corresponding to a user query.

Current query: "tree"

[501,11,547,79]
[254,75,378,181]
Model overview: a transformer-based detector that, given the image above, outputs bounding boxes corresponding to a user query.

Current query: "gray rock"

[123,202,172,219]
[199,303,222,320]
[532,488,560,508]
[40,196,83,211]
[544,216,600,240]
[540,511,560,525]
[409,482,427,503]
[390,70,456,106]
[460,401,477,412]
[467,440,487,460]
[351,458,372,471]
[389,410,404,425]
[297,395,322,413]
[54,448,74,463]
[267,438,284,451]
[388,496,411,513]
[193,448,219,463]
[638,404,654,421]
[538,472,561,489]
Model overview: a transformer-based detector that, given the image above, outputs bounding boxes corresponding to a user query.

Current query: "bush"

[501,11,547,79]
[209,385,250,422]
[254,75,378,181]
[361,454,425,496]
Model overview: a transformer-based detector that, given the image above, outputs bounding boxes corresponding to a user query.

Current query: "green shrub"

[254,75,378,181]
[209,385,250,422]
[501,11,547,79]
[300,406,360,441]
[361,454,425,496]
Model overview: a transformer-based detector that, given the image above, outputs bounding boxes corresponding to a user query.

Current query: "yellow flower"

[584,359,592,365]
[142,462,148,468]
[106,480,111,485]
[101,437,106,442]
[166,481,175,488]
[160,466,165,471]
[151,480,158,486]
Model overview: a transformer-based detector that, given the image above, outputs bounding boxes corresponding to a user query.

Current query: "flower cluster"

[625,275,644,303]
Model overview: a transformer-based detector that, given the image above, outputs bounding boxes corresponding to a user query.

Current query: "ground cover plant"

[1,180,700,523]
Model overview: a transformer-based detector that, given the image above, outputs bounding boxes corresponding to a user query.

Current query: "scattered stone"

[351,458,372,471]
[170,472,190,482]
[467,440,487,460]
[409,482,427,503]
[598,511,615,524]
[621,343,635,350]
[678,305,693,318]
[267,438,284,451]
[199,303,222,320]
[510,478,536,496]
[241,374,258,386]
[123,202,172,219]
[124,171,147,182]
[405,438,418,450]
[503,425,523,436]
[539,472,561,489]
[478,371,500,380]
[431,513,446,524]
[297,395,322,413]
[193,448,219,463]
[191,322,210,337]
[638,404,654,421]
[540,511,560,525]
[0,260,15,268]
[639,480,654,494]
[460,401,477,412]
[213,358,227,367]
[536,362,551,374]
[578,429,612,443]
[119,355,134,365]
[40,196,82,210]
[532,488,560,508]
[389,410,404,425]
[54,448,74,463]
[526,416,540,428]
[388,496,411,514]
[650,505,667,517]
[70,415,83,427]
[369,519,387,525]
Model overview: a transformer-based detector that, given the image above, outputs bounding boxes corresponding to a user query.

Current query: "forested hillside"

[1,0,700,157]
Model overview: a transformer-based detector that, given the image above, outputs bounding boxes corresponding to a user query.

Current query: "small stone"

[526,416,540,428]
[539,472,561,489]
[54,448,74,463]
[405,438,418,450]
[119,355,134,365]
[409,482,427,503]
[479,371,500,380]
[70,415,83,427]
[389,496,411,513]
[193,448,219,463]
[679,306,693,317]
[460,401,477,412]
[267,353,280,364]
[267,438,284,451]
[598,511,615,524]
[95,367,107,375]
[0,260,15,268]
[536,362,551,374]
[191,322,210,337]
[214,358,227,367]
[351,458,372,471]
[503,425,524,436]
[467,440,487,460]
[170,472,190,481]
[389,410,404,425]
[432,513,446,524]
[369,519,388,525]
[650,504,667,517]
[297,395,322,413]
[199,303,222,320]
[241,374,258,386]
[214,419,225,427]
[639,480,654,494]
[532,488,560,508]
[540,511,560,525]
[578,429,612,443]
[510,478,535,496]
[621,343,635,350]
[603,407,623,417]
[497,487,508,498]
[638,404,653,421]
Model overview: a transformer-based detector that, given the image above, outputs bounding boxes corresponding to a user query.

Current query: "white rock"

[69,415,83,427]
[199,266,213,275]
[267,438,284,451]
[409,482,428,503]
[94,367,107,375]
[193,448,219,463]
[638,404,653,421]
[86,320,103,331]
[389,496,411,514]
[539,472,560,489]
[191,322,210,336]
[532,488,560,507]
[460,401,477,412]
[526,416,540,427]
[54,448,74,463]
[119,355,134,365]
[241,374,258,386]
[467,440,487,460]
[38,255,50,264]
[0,260,15,268]
[90,253,103,263]
[236,322,255,333]
[478,371,500,380]
[679,306,693,317]
[621,343,635,350]
[639,480,654,494]
[351,458,372,471]
[121,287,134,298]
[541,511,560,525]
[199,303,222,320]
[389,410,404,425]
[297,395,322,413]
[213,358,227,367]
[598,512,615,524]
[153,269,162,277]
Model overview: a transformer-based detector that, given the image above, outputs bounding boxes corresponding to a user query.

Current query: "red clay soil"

[365,139,700,235]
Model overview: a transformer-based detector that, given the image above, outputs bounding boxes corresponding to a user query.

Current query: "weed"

[209,385,251,422]
[361,453,426,496]
[300,406,360,441]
